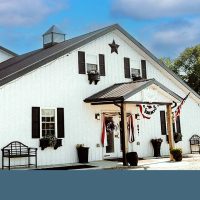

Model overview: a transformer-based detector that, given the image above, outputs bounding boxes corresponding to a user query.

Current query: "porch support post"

[121,103,128,166]
[166,104,174,161]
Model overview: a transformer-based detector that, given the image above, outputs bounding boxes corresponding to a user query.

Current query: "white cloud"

[0,0,66,26]
[112,0,200,19]
[144,19,200,57]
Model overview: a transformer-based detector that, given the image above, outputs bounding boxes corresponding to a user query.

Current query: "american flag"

[174,93,190,120]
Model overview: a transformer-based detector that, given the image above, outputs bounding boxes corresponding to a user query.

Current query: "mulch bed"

[103,165,148,170]
[36,165,96,170]
[104,157,144,162]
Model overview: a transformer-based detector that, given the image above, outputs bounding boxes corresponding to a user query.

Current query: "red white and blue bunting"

[139,104,159,119]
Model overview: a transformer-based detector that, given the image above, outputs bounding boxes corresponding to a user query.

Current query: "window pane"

[42,123,45,129]
[50,130,55,135]
[51,117,55,122]
[131,68,140,77]
[42,109,55,117]
[49,123,54,129]
[42,130,46,137]
[46,123,50,129]
[41,109,56,138]
[46,117,51,122]
[87,64,98,73]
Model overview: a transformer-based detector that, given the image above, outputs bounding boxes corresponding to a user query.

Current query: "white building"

[0,46,17,63]
[0,24,199,168]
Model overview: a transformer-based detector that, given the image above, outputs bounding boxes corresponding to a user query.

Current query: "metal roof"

[43,25,65,35]
[84,79,182,103]
[0,24,116,87]
[0,24,199,100]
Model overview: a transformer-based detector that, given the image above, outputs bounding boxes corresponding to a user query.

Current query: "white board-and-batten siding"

[0,49,14,63]
[0,30,199,167]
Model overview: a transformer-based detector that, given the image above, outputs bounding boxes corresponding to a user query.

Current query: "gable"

[77,30,145,83]
[0,46,17,63]
[113,28,200,102]
[0,24,199,103]
[126,84,179,103]
[77,28,200,103]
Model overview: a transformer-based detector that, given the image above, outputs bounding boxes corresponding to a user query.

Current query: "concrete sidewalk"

[89,154,200,170]
[7,154,200,170]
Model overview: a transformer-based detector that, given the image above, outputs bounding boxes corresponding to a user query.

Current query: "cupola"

[43,25,65,48]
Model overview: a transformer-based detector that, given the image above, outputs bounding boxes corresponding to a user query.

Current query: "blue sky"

[0,0,200,58]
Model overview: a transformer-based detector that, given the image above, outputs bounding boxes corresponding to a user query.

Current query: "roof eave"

[114,25,200,100]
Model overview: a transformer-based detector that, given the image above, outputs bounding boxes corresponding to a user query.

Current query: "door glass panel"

[105,117,115,153]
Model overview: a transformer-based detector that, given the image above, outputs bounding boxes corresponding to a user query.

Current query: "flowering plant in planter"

[39,133,62,150]
[151,138,163,143]
[76,144,85,148]
[88,70,100,85]
[45,133,57,147]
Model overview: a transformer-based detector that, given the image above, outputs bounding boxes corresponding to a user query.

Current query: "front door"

[103,115,121,158]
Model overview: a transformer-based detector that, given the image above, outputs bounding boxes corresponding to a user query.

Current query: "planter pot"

[174,155,182,161]
[77,147,89,163]
[39,138,62,150]
[172,153,182,161]
[126,152,138,166]
[151,139,163,157]
[53,139,62,149]
[39,138,49,150]
[88,73,100,85]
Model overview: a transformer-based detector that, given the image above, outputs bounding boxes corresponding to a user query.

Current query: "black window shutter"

[78,51,86,74]
[57,108,65,138]
[160,111,167,135]
[141,60,147,79]
[176,116,181,134]
[99,54,105,76]
[32,107,40,138]
[124,57,130,78]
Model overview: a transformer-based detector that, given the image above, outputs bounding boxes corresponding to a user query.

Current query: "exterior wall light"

[95,113,100,120]
[135,114,140,120]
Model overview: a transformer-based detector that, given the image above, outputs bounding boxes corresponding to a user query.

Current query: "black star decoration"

[109,40,119,54]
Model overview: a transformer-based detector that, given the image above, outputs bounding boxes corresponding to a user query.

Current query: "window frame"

[40,107,58,138]
[86,63,98,74]
[130,68,141,78]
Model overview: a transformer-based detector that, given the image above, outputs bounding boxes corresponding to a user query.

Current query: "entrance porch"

[84,79,182,166]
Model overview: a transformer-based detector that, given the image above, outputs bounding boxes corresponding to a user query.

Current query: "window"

[41,109,56,137]
[87,63,98,74]
[131,68,141,78]
[32,107,65,139]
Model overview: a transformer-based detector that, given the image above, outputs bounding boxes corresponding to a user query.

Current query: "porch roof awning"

[84,79,182,103]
